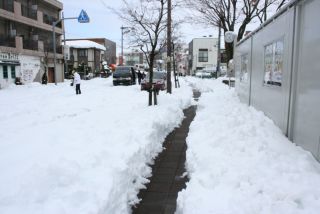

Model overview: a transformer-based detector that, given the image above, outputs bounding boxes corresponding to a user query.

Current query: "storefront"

[0,52,20,89]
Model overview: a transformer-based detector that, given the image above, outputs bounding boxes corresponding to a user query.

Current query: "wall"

[291,0,320,161]
[19,55,41,83]
[234,0,320,161]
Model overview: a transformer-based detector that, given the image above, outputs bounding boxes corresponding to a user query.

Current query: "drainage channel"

[132,90,201,214]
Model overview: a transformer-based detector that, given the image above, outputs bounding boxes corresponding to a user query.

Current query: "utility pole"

[121,26,130,66]
[166,0,172,94]
[62,12,67,79]
[216,22,221,79]
[121,26,124,65]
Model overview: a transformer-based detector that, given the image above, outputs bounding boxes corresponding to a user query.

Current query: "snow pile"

[65,40,106,51]
[177,77,320,214]
[0,78,193,214]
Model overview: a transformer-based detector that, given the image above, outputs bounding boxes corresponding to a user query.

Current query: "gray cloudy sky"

[60,0,217,54]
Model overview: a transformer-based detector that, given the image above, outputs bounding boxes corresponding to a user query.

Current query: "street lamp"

[52,10,89,85]
[224,31,237,88]
[120,26,131,65]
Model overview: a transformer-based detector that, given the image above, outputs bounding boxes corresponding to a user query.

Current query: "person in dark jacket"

[137,70,143,85]
[131,67,136,85]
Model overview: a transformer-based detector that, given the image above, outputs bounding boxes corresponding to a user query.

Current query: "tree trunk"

[148,52,155,106]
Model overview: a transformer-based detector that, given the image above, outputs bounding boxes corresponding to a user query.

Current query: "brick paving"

[132,90,200,214]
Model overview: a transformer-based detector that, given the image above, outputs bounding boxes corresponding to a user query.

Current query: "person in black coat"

[131,67,136,85]
[137,70,143,85]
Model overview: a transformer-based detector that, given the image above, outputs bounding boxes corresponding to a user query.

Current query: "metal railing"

[21,4,37,20]
[44,43,62,54]
[0,0,14,12]
[23,39,38,51]
[43,13,62,28]
[0,36,15,47]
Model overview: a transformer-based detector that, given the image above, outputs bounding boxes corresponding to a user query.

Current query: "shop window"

[264,39,284,86]
[3,65,8,79]
[198,49,208,62]
[11,66,16,78]
[240,54,249,82]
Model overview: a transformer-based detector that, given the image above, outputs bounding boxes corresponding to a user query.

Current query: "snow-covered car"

[195,71,212,78]
[141,71,166,91]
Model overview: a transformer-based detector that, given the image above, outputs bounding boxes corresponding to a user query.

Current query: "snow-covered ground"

[176,77,320,214]
[0,78,193,214]
[1,76,320,214]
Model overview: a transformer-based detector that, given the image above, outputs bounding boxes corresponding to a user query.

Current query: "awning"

[0,60,20,66]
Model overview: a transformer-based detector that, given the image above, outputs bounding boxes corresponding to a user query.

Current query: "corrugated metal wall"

[235,0,320,161]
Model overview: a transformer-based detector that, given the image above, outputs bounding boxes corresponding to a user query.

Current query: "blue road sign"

[78,10,90,23]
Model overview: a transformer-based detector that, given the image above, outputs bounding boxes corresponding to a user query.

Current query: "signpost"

[224,31,237,88]
[52,10,89,85]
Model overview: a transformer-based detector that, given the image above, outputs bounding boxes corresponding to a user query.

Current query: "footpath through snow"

[176,77,320,214]
[0,78,193,214]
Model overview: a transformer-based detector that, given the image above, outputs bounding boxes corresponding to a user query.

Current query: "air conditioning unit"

[31,5,38,10]
[10,29,16,37]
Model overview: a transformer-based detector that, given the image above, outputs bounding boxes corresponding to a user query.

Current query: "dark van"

[112,66,136,86]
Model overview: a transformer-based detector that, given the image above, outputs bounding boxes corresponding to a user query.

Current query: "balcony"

[0,35,15,47]
[21,4,37,20]
[0,0,14,12]
[23,39,38,51]
[44,42,62,54]
[43,13,61,28]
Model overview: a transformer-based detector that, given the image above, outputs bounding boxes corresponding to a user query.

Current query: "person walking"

[137,70,143,85]
[131,67,136,85]
[73,71,81,95]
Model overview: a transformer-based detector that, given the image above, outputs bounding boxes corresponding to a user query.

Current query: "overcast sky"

[60,0,220,55]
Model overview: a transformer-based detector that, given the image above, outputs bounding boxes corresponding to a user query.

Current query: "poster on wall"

[240,54,249,82]
[264,39,284,86]
[20,55,41,84]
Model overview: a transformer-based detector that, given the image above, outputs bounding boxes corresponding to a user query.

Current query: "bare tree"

[185,0,289,62]
[112,0,168,106]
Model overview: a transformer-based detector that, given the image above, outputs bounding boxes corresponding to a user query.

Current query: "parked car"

[195,71,212,78]
[113,66,135,86]
[141,71,166,91]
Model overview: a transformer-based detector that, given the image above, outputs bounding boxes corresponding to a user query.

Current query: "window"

[11,66,16,78]
[78,49,87,57]
[198,49,208,62]
[264,39,284,86]
[3,65,8,79]
[240,54,249,82]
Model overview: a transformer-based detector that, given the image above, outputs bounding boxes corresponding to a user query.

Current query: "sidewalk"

[132,90,201,214]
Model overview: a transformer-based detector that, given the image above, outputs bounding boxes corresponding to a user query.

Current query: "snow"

[65,40,106,51]
[1,76,320,214]
[0,78,193,214]
[176,77,320,214]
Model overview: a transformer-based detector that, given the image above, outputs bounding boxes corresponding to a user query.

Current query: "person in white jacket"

[73,71,81,94]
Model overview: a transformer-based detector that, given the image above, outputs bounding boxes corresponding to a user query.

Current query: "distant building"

[0,0,64,88]
[124,50,144,66]
[65,40,106,77]
[188,37,218,75]
[65,38,116,64]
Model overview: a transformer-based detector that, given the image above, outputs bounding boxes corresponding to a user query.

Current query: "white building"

[188,37,218,75]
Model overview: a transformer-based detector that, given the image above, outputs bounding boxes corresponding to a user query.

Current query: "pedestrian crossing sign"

[78,10,90,23]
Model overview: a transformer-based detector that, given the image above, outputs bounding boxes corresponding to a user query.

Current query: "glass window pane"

[11,66,16,78]
[3,65,8,79]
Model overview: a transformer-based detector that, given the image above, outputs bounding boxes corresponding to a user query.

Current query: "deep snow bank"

[0,78,193,214]
[176,77,320,214]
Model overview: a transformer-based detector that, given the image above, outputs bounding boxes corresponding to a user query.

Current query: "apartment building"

[0,0,64,88]
[188,37,218,75]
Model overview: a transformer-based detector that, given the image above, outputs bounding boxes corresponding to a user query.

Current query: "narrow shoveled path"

[132,90,201,214]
